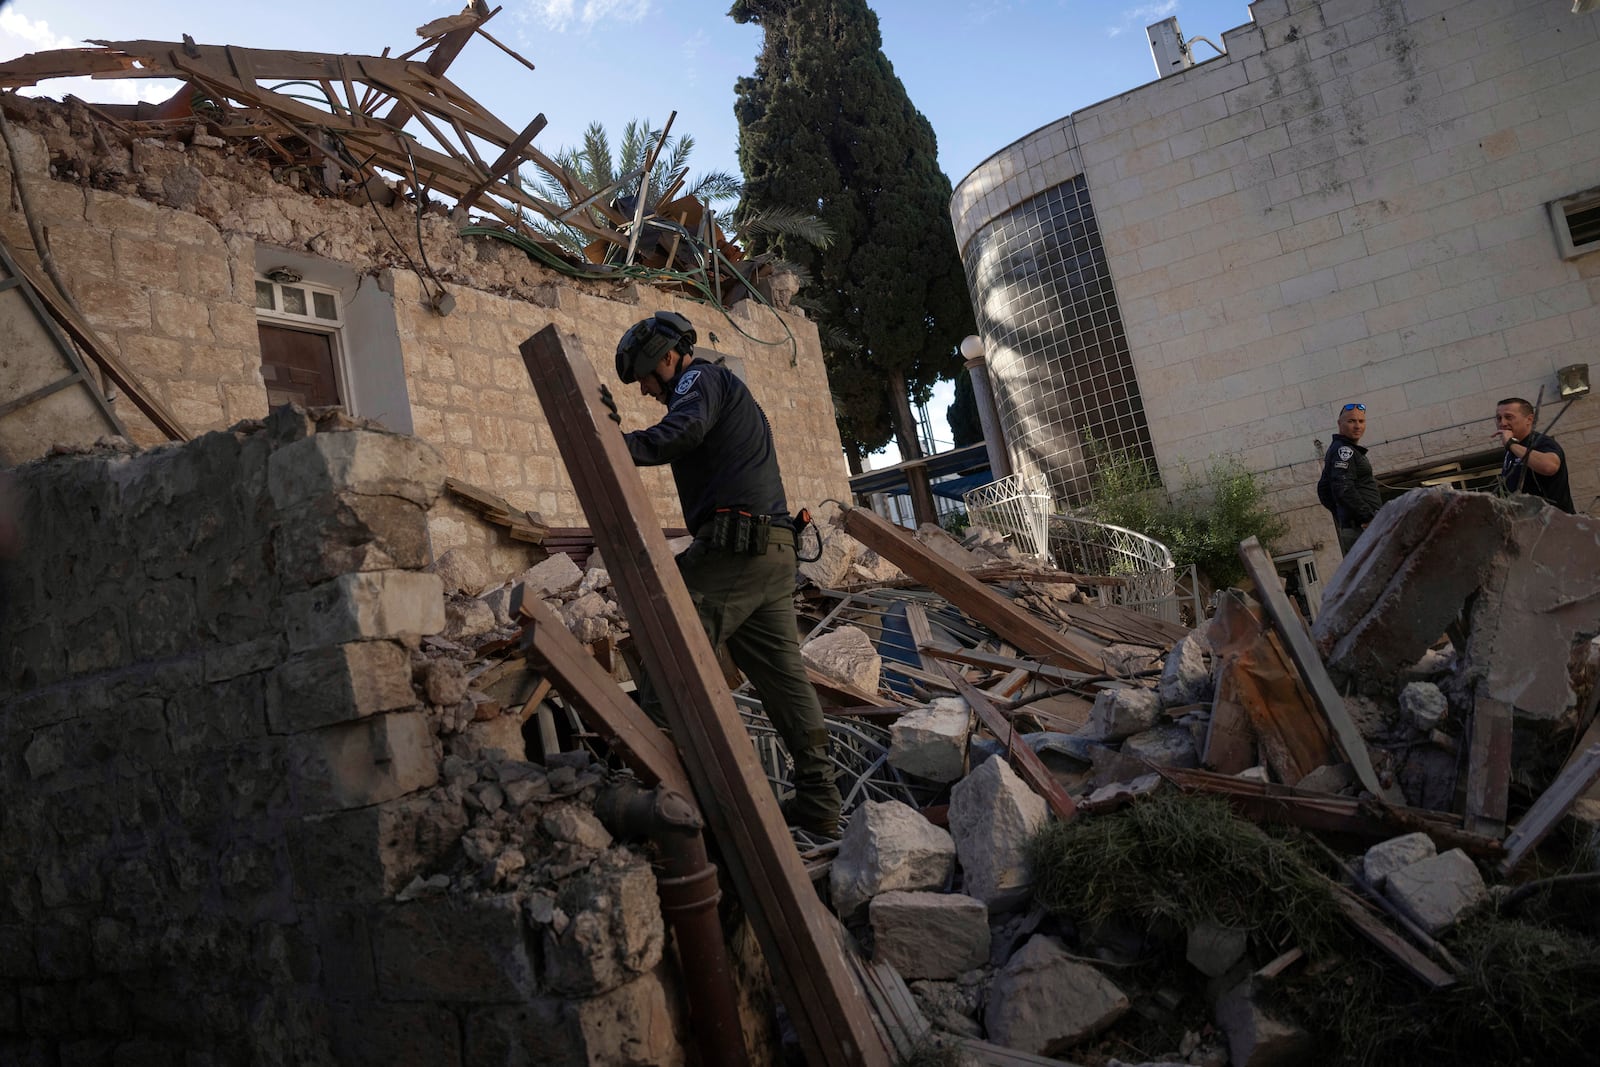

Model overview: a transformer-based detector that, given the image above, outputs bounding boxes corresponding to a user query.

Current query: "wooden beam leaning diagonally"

[519,325,891,1067]
[938,664,1077,822]
[1235,536,1395,802]
[833,506,1104,674]
[512,589,694,801]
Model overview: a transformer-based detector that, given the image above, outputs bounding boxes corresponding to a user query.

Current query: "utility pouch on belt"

[709,507,770,555]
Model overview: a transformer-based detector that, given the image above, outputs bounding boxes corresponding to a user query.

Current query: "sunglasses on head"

[1342,403,1366,412]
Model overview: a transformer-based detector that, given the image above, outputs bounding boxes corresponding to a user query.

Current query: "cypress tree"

[730,0,975,464]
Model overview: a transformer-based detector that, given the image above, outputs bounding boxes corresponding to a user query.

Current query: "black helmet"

[615,311,696,384]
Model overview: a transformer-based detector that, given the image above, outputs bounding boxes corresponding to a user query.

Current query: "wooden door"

[258,323,341,408]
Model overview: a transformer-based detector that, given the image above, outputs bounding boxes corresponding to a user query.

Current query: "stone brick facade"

[952,0,1600,578]
[0,96,849,580]
[0,415,742,1065]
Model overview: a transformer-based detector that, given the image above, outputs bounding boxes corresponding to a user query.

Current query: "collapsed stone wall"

[0,96,852,580]
[0,413,726,1065]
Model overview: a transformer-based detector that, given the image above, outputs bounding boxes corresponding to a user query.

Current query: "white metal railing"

[963,474,1178,621]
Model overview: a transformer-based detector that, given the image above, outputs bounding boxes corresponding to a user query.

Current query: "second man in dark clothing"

[1317,402,1382,555]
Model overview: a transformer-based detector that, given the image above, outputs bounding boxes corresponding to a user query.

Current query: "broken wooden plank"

[1236,537,1393,800]
[1,235,184,441]
[1465,693,1514,839]
[901,602,944,675]
[520,324,891,1067]
[835,506,1104,673]
[939,664,1077,822]
[918,645,1090,687]
[1497,741,1600,876]
[513,588,693,801]
[1327,879,1456,989]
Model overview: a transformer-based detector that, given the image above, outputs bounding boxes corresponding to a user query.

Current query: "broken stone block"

[829,800,956,919]
[948,756,1047,909]
[1120,725,1199,769]
[428,548,487,596]
[1361,832,1436,889]
[869,891,990,980]
[478,584,516,628]
[274,492,432,589]
[909,975,984,1038]
[984,935,1129,1056]
[577,566,610,596]
[1294,763,1355,796]
[888,698,972,782]
[915,522,985,569]
[570,967,685,1067]
[374,895,534,1001]
[268,641,416,733]
[1312,488,1510,686]
[442,597,497,641]
[801,625,880,693]
[559,592,608,631]
[1383,848,1486,935]
[1084,687,1162,742]
[519,553,583,599]
[284,571,445,651]
[421,658,469,706]
[1186,921,1248,978]
[542,806,614,852]
[287,710,439,814]
[1159,634,1212,707]
[267,428,445,510]
[1101,643,1163,676]
[1463,504,1600,720]
[290,792,467,899]
[1399,682,1447,732]
[544,854,664,997]
[1214,978,1312,1067]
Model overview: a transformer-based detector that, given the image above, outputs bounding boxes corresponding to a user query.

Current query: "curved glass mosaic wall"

[962,175,1155,506]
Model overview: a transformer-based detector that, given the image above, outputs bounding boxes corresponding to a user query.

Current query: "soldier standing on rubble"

[1316,402,1382,555]
[1493,396,1574,513]
[610,310,843,837]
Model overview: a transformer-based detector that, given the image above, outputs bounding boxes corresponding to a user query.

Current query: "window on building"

[1549,186,1600,260]
[254,274,347,409]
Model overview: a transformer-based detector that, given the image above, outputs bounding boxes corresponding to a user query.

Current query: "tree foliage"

[947,368,984,449]
[1084,451,1288,588]
[730,0,975,460]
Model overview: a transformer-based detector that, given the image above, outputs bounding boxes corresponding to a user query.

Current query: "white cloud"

[524,0,652,34]
[0,12,181,106]
[1106,0,1180,37]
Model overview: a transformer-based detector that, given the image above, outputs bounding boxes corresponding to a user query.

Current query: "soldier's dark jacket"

[1316,433,1380,530]
[623,358,791,535]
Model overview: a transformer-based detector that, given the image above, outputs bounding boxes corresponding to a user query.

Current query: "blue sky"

[1,0,1252,456]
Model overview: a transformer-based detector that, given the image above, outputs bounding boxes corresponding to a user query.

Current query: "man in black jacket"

[1493,397,1574,513]
[614,311,842,837]
[1316,402,1382,555]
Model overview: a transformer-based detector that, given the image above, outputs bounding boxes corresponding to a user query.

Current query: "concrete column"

[961,336,1012,479]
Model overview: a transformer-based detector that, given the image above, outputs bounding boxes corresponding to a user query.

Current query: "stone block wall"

[0,98,851,582]
[0,415,703,1065]
[952,0,1600,577]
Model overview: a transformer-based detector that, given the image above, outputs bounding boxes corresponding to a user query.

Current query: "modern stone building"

[952,0,1600,583]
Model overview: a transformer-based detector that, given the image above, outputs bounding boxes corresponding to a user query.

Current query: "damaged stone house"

[952,0,1600,589]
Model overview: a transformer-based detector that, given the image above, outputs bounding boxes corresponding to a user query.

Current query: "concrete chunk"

[802,625,880,693]
[1084,687,1162,742]
[888,697,972,782]
[518,553,583,598]
[284,571,445,651]
[948,756,1047,909]
[1361,832,1437,889]
[829,800,956,919]
[1214,979,1312,1067]
[870,891,990,980]
[1160,633,1213,707]
[1121,725,1200,769]
[1383,848,1486,936]
[984,935,1128,1055]
[1399,682,1447,732]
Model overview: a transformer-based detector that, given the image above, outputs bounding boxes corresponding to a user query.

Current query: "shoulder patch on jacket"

[675,369,701,396]
[1337,445,1354,461]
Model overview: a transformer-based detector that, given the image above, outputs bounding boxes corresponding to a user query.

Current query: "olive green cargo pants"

[638,527,841,830]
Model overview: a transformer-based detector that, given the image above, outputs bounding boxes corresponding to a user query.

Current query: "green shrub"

[1084,449,1287,588]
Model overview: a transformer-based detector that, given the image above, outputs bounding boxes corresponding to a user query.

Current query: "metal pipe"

[594,780,748,1067]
